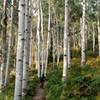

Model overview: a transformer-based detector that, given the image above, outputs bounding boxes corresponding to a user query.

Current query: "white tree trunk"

[92,24,95,52]
[37,0,41,78]
[57,31,60,65]
[40,1,44,77]
[81,0,86,66]
[5,0,14,86]
[73,31,76,48]
[35,46,38,70]
[85,24,88,49]
[14,0,25,99]
[52,25,56,70]
[44,0,50,77]
[0,0,7,88]
[29,3,32,67]
[56,18,60,66]
[62,0,68,81]
[29,23,33,66]
[22,0,30,97]
[97,19,100,57]
[68,36,71,68]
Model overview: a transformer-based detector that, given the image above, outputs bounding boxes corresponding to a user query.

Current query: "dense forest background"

[0,0,100,100]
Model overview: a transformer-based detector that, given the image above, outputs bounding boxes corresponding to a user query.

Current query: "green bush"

[24,75,38,100]
[71,48,81,58]
[46,65,100,100]
[86,49,98,57]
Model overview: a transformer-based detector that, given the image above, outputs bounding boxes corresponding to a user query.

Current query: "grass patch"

[0,64,38,100]
[45,64,100,100]
[0,82,15,100]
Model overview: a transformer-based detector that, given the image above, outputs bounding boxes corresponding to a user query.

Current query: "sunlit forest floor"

[0,49,100,100]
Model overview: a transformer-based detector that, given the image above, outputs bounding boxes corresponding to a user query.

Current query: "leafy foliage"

[46,64,100,100]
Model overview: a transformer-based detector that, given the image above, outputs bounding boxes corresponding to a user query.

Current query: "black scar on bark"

[18,59,22,62]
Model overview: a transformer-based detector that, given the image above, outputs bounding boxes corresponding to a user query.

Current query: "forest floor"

[32,82,46,100]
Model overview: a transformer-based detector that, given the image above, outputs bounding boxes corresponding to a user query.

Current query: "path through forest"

[32,83,46,100]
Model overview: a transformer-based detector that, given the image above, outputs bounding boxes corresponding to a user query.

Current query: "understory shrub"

[46,65,100,100]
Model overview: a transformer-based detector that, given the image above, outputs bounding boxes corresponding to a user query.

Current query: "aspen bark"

[97,19,100,57]
[68,36,71,68]
[29,23,33,66]
[44,0,51,77]
[5,0,14,86]
[52,28,56,70]
[0,0,7,88]
[57,31,60,65]
[22,0,30,96]
[40,1,44,76]
[92,24,95,52]
[62,0,68,81]
[14,0,25,99]
[37,0,41,78]
[81,0,86,66]
[56,18,60,65]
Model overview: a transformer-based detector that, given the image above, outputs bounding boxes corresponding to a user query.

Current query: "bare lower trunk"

[22,0,30,97]
[40,1,44,76]
[14,0,25,99]
[56,20,60,65]
[81,0,86,66]
[29,24,33,66]
[0,0,7,88]
[57,32,60,65]
[62,0,68,81]
[5,0,14,86]
[52,32,55,70]
[92,24,95,52]
[37,0,41,78]
[68,36,71,68]
[97,19,100,57]
[44,0,50,77]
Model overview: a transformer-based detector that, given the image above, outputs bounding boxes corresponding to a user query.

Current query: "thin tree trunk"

[84,24,87,49]
[44,0,50,77]
[29,22,33,66]
[81,0,86,66]
[22,0,30,97]
[37,0,41,78]
[57,31,60,65]
[35,46,38,70]
[0,0,7,88]
[97,18,100,57]
[52,28,55,70]
[5,0,14,86]
[40,1,44,77]
[14,0,25,99]
[62,0,68,81]
[92,24,95,52]
[56,18,60,65]
[73,31,76,48]
[68,36,71,68]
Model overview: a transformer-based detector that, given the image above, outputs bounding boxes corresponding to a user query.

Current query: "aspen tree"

[97,18,100,57]
[0,0,7,88]
[62,0,69,81]
[22,0,30,96]
[5,0,14,86]
[14,0,25,99]
[44,0,51,76]
[37,0,41,78]
[40,0,44,77]
[81,0,86,66]
[92,24,95,52]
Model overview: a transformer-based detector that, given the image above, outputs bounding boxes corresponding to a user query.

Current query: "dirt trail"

[32,83,46,100]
